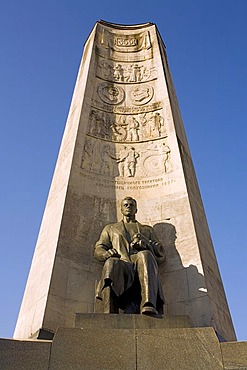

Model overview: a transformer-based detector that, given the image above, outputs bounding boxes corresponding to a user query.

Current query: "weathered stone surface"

[0,338,51,370]
[221,342,247,369]
[75,313,191,329]
[137,327,224,370]
[14,20,236,342]
[1,327,246,369]
[49,328,136,370]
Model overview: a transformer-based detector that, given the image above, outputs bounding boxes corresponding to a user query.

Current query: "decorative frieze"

[81,137,172,178]
[98,29,152,53]
[87,109,167,142]
[96,27,153,61]
[97,83,125,105]
[97,59,157,83]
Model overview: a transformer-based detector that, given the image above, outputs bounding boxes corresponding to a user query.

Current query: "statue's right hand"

[104,248,121,260]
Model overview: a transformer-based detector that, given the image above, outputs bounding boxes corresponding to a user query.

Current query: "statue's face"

[121,199,137,217]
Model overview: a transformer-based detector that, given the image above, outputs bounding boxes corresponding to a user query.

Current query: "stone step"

[75,313,191,330]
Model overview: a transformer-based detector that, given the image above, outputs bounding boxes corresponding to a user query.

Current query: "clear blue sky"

[1,0,246,341]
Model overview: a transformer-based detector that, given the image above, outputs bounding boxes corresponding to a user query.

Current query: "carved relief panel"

[81,137,172,178]
[96,27,153,61]
[140,140,172,176]
[97,58,157,84]
[97,83,125,105]
[95,81,155,107]
[81,138,118,176]
[82,24,173,180]
[87,109,167,142]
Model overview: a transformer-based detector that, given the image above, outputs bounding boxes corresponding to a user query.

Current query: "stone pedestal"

[0,338,51,370]
[1,315,246,370]
[49,327,223,370]
[75,313,191,329]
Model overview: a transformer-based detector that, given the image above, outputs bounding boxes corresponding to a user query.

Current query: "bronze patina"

[94,197,166,315]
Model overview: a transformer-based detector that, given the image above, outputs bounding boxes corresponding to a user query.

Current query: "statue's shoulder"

[138,222,154,232]
[102,221,122,231]
[138,221,152,229]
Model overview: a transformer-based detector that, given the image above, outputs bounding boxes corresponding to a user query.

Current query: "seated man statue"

[94,196,165,315]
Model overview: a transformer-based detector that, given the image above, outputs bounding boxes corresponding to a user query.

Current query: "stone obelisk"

[14,21,236,341]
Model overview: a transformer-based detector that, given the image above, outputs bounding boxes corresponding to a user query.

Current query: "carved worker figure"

[94,197,165,315]
[100,144,112,175]
[116,146,128,177]
[126,116,139,142]
[150,112,164,137]
[125,147,139,177]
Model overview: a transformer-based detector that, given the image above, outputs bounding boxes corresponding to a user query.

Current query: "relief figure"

[149,112,164,137]
[140,141,172,176]
[89,110,103,136]
[116,146,129,177]
[125,147,139,177]
[98,83,125,105]
[126,116,139,142]
[97,60,156,83]
[129,64,142,82]
[89,110,110,139]
[81,138,102,172]
[81,139,94,170]
[110,115,127,142]
[115,146,139,177]
[161,143,172,173]
[113,63,124,82]
[101,145,113,175]
[130,85,154,105]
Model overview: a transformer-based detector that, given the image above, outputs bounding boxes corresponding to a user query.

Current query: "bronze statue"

[94,197,165,315]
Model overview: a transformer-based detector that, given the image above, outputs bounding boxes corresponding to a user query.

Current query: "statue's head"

[121,196,137,218]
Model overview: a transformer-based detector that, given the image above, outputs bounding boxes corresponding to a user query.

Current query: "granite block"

[75,313,191,330]
[221,341,247,369]
[136,327,223,370]
[0,338,51,370]
[49,327,136,370]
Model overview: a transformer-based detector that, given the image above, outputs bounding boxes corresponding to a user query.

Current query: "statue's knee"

[103,257,126,276]
[104,257,120,268]
[137,250,153,259]
[137,250,153,263]
[136,250,157,266]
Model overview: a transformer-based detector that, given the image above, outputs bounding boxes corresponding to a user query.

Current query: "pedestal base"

[1,315,245,369]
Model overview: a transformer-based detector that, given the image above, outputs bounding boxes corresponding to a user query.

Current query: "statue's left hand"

[149,241,165,257]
